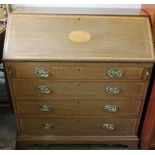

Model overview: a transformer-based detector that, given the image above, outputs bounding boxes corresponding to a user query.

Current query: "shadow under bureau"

[3,13,155,149]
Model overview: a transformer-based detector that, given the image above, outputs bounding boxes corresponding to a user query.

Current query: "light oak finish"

[12,80,146,99]
[15,99,143,117]
[3,14,154,62]
[3,13,155,149]
[7,62,152,81]
[68,30,92,43]
[19,117,137,136]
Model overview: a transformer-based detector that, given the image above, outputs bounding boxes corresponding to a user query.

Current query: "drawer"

[19,117,137,136]
[9,62,152,80]
[12,80,145,99]
[16,99,142,116]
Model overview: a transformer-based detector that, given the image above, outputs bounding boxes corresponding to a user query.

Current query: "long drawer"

[19,117,137,136]
[8,62,152,80]
[16,99,142,116]
[12,80,146,99]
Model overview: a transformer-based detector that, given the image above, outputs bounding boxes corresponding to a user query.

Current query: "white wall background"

[11,4,141,9]
[11,4,141,15]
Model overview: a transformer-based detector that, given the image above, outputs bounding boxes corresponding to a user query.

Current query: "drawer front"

[16,99,142,116]
[10,62,151,80]
[12,80,145,99]
[19,117,137,136]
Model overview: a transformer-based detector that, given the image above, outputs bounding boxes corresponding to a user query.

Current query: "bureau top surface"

[3,13,155,62]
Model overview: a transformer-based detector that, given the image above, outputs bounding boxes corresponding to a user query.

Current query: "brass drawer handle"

[104,105,119,113]
[35,69,50,78]
[145,69,150,80]
[105,87,121,95]
[40,123,53,130]
[39,105,54,112]
[107,69,124,78]
[36,86,52,94]
[102,123,115,131]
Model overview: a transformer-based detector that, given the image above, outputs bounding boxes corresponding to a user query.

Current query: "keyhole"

[77,83,81,86]
[77,120,80,123]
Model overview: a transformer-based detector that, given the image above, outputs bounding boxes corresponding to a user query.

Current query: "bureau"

[3,13,155,149]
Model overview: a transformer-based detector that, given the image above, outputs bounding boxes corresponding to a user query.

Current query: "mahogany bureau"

[3,13,155,149]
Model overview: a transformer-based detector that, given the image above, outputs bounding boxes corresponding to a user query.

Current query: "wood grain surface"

[4,13,155,149]
[7,62,153,81]
[3,14,154,62]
